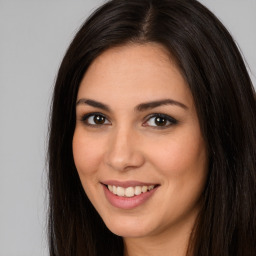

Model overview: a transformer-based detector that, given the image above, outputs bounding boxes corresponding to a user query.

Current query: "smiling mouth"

[105,184,158,197]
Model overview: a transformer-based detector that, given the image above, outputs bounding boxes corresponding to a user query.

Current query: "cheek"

[147,131,206,176]
[72,129,107,206]
[147,132,208,223]
[72,128,104,178]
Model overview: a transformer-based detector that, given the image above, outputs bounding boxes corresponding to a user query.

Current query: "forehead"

[77,43,193,108]
[83,43,178,83]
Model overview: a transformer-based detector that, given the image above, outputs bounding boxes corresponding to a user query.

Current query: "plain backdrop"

[0,1,255,255]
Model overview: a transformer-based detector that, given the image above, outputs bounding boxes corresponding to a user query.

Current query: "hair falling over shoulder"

[48,0,256,255]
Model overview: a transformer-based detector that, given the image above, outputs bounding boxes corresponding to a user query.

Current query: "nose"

[104,127,145,172]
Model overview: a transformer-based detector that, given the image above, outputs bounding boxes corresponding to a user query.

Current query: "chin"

[103,216,155,238]
[108,225,150,238]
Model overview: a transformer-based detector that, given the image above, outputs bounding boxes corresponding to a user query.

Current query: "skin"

[73,43,208,256]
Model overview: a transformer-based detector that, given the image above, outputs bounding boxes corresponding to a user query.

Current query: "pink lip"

[102,183,159,210]
[102,180,158,188]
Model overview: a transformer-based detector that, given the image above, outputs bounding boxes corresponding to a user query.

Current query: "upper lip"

[101,180,159,188]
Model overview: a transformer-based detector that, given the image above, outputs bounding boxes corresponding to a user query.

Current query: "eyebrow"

[76,98,188,112]
[136,99,188,111]
[76,99,110,112]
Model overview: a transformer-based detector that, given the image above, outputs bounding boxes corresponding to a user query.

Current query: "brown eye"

[154,117,168,126]
[82,113,111,126]
[144,114,178,128]
[93,115,106,124]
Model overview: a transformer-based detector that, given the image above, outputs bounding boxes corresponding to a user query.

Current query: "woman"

[48,0,256,255]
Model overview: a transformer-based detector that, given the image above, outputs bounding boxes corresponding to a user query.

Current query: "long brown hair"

[48,0,256,255]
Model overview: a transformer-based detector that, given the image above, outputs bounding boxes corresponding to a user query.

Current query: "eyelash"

[80,112,110,127]
[80,112,178,129]
[143,113,178,128]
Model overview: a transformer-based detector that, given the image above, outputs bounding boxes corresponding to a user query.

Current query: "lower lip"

[102,185,158,210]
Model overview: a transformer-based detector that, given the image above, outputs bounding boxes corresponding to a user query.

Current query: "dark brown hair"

[48,0,256,255]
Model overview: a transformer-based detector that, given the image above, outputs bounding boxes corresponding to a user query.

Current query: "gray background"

[0,1,255,255]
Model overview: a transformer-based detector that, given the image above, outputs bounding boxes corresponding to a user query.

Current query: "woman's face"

[73,43,208,239]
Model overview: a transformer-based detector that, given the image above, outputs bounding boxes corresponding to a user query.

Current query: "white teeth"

[116,186,125,196]
[142,186,148,193]
[148,185,154,191]
[107,185,156,197]
[113,185,117,195]
[134,186,142,195]
[125,187,134,197]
